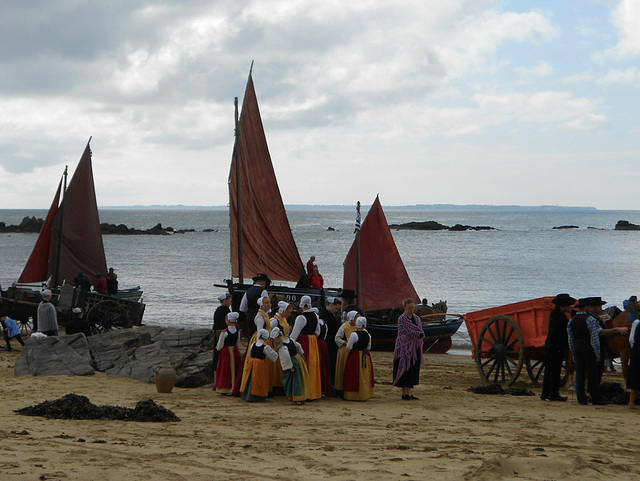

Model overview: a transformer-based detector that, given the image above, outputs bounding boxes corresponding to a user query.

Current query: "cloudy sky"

[1,0,639,209]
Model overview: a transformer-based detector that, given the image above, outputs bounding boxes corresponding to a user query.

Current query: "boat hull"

[366,320,462,353]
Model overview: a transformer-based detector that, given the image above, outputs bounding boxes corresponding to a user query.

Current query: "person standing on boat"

[93,273,107,294]
[308,265,324,289]
[74,272,91,291]
[540,293,575,402]
[106,267,118,294]
[213,293,232,389]
[319,297,341,386]
[306,256,316,278]
[239,273,270,338]
[290,295,322,400]
[393,298,424,400]
[37,289,58,336]
[343,317,375,401]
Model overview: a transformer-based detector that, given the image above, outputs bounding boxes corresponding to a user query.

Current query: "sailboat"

[342,196,462,353]
[217,65,340,311]
[1,139,144,333]
[19,139,108,287]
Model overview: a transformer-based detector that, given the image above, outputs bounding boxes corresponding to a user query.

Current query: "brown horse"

[415,300,447,321]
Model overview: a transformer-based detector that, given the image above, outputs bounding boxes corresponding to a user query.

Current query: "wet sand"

[1,347,639,480]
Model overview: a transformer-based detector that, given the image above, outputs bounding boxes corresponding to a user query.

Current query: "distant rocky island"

[389,221,494,231]
[0,216,218,235]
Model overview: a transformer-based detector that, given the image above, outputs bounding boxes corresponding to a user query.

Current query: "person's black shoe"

[540,394,549,401]
[402,394,411,400]
[410,395,419,400]
[549,395,567,402]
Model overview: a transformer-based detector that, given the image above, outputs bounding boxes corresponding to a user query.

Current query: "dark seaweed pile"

[15,394,180,422]
[467,384,535,396]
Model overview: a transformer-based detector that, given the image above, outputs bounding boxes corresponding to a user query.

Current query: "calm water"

[2,208,640,352]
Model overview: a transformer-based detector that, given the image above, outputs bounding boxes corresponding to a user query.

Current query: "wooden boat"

[0,139,145,333]
[342,196,462,353]
[215,64,340,314]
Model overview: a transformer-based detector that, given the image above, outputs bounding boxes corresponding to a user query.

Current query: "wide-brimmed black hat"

[577,296,607,307]
[252,273,271,287]
[338,289,358,300]
[552,293,576,307]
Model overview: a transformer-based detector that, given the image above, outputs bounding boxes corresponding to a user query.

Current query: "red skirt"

[215,345,241,394]
[343,350,375,401]
[317,339,332,396]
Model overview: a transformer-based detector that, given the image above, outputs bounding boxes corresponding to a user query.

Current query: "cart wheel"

[525,358,545,384]
[17,318,33,337]
[475,315,524,386]
[87,300,128,333]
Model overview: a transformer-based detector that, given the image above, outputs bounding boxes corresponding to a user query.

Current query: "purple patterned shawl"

[393,312,424,385]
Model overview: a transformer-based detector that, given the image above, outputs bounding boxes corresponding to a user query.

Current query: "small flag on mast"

[354,201,361,233]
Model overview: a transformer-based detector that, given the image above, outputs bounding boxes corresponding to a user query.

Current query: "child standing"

[271,327,310,404]
[215,312,242,395]
[240,329,279,402]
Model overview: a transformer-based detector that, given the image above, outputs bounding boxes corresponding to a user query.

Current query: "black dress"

[627,321,640,391]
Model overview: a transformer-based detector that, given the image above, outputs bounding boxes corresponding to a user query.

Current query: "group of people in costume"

[541,293,638,409]
[211,276,384,402]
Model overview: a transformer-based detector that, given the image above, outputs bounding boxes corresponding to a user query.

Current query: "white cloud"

[602,0,640,59]
[514,60,553,77]
[599,66,640,85]
[562,113,611,130]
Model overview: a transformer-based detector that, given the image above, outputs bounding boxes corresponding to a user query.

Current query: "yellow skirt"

[334,345,348,390]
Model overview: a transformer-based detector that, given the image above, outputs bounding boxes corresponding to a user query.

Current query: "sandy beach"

[1,346,639,481]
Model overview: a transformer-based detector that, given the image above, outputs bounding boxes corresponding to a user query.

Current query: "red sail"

[18,179,62,283]
[343,196,419,312]
[228,72,305,283]
[47,141,108,286]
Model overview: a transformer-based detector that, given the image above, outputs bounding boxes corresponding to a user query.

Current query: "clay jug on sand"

[155,364,176,393]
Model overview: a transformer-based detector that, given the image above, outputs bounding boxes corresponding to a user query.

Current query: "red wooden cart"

[464,297,555,385]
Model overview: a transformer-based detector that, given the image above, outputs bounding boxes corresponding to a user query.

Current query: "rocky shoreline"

[0,216,218,235]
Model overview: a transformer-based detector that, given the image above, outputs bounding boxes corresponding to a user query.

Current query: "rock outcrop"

[389,221,494,231]
[615,220,640,231]
[15,327,216,388]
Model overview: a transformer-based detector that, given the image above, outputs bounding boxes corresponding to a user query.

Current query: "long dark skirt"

[392,356,420,388]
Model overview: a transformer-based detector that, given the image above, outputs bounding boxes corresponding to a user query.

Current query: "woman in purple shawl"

[393,298,424,400]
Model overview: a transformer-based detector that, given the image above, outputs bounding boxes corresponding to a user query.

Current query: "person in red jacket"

[94,273,107,294]
[308,265,323,289]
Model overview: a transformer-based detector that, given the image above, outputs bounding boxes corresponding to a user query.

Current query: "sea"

[2,207,640,355]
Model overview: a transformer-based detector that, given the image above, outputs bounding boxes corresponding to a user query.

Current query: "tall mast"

[355,201,361,306]
[53,165,68,286]
[234,96,244,284]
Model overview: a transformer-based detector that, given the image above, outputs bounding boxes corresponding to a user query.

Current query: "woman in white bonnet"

[343,316,374,401]
[333,309,360,395]
[215,311,242,395]
[290,295,322,400]
[240,329,279,402]
[271,327,310,404]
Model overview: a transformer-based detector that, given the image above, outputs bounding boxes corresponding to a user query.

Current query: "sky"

[1,0,639,210]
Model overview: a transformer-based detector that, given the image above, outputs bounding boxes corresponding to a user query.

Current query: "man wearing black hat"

[239,274,270,338]
[541,294,576,402]
[568,297,627,405]
[339,289,364,323]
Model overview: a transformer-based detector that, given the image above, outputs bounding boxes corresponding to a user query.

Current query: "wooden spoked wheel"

[17,318,34,337]
[87,300,128,333]
[525,358,544,384]
[475,315,524,386]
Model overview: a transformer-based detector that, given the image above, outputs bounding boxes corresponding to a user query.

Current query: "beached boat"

[0,139,145,333]
[342,196,462,353]
[216,65,340,314]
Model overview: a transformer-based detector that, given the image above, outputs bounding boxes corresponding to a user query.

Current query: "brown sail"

[19,140,107,286]
[18,179,62,283]
[228,71,305,283]
[343,196,419,312]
